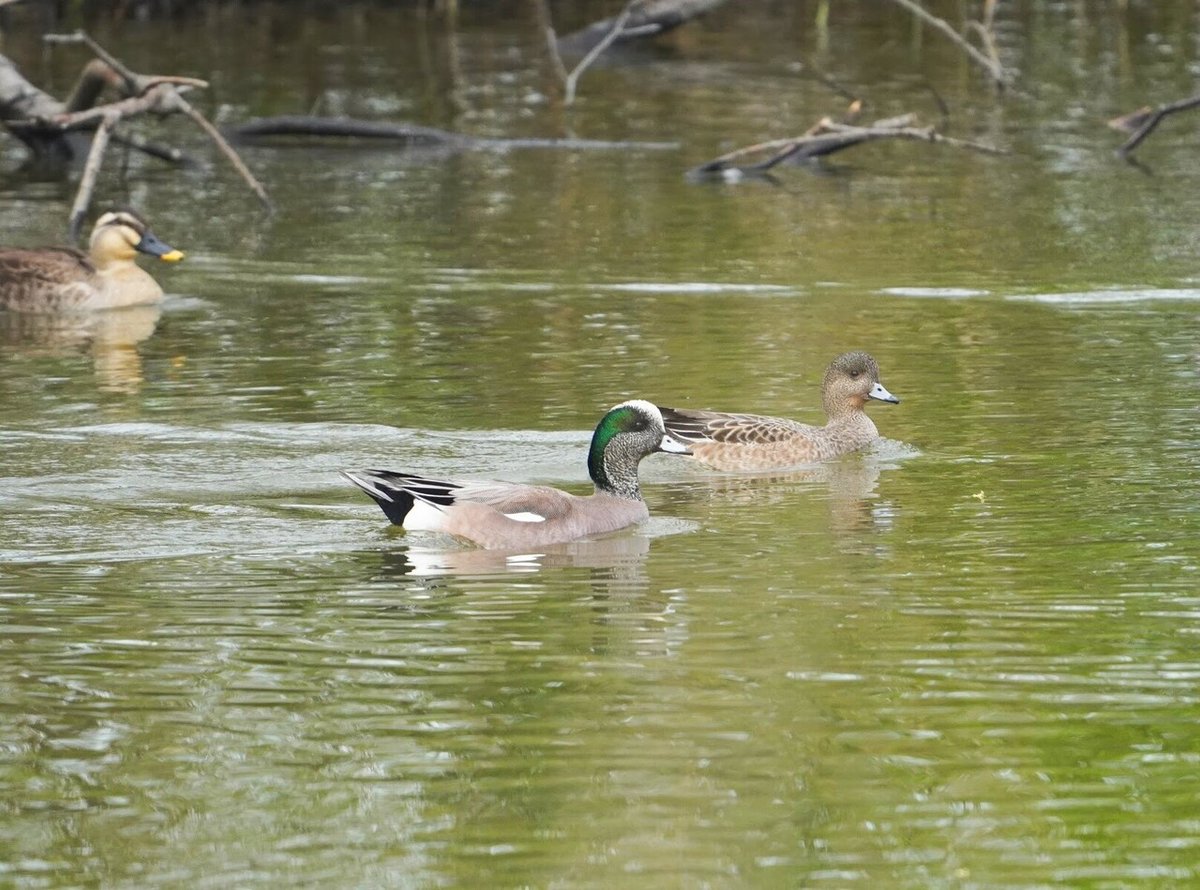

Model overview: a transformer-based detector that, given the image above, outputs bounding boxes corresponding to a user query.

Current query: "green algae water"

[3,3,1200,886]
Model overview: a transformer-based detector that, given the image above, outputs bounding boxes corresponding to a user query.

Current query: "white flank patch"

[504,511,548,523]
[404,500,449,531]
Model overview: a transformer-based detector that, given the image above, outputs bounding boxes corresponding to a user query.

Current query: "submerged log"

[229,115,679,153]
[230,116,472,149]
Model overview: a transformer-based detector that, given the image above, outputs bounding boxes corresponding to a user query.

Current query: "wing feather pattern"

[660,406,816,445]
[0,248,98,310]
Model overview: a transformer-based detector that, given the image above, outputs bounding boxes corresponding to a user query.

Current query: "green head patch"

[587,403,651,487]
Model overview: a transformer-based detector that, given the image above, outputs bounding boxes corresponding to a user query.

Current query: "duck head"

[822,351,899,418]
[587,399,689,498]
[90,210,185,267]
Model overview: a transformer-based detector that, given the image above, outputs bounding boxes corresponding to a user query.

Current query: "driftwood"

[689,104,1006,180]
[1109,96,1200,160]
[0,32,271,236]
[888,0,1008,90]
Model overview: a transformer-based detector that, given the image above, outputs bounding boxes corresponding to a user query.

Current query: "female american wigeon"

[343,399,690,549]
[659,351,899,471]
[0,209,184,313]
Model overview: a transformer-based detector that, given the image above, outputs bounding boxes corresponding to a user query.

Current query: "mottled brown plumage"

[660,352,899,471]
[0,210,184,313]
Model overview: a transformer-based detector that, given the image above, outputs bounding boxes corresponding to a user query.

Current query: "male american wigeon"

[658,351,899,471]
[343,399,689,549]
[0,209,184,313]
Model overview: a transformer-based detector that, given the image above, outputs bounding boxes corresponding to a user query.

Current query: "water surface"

[3,2,1200,886]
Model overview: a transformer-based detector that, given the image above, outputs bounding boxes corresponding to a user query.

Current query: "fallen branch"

[0,53,73,158]
[888,0,1009,89]
[689,106,1005,180]
[1,32,271,231]
[1109,94,1200,159]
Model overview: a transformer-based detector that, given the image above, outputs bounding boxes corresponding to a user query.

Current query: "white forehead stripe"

[615,398,661,418]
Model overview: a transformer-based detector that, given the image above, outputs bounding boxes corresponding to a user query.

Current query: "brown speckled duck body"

[0,210,184,313]
[660,351,899,471]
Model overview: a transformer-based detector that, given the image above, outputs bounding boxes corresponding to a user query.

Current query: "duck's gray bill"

[869,382,900,404]
[659,433,691,454]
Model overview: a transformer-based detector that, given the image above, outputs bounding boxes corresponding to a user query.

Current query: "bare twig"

[924,81,950,129]
[171,94,272,211]
[532,0,570,91]
[964,20,1001,77]
[792,60,859,103]
[1110,94,1200,159]
[68,112,117,239]
[564,0,641,106]
[8,79,191,167]
[44,31,141,93]
[38,82,183,130]
[887,0,1008,88]
[45,32,211,97]
[982,0,998,31]
[141,74,211,92]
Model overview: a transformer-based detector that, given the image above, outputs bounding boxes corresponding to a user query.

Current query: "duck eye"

[849,370,860,378]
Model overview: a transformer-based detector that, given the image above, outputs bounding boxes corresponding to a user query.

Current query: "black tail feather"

[372,488,416,526]
[342,469,460,526]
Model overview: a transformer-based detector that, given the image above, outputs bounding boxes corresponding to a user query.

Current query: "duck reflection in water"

[0,302,162,393]
[360,532,693,655]
[666,445,914,545]
[385,531,654,580]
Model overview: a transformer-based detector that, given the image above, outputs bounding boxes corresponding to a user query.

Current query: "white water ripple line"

[1012,288,1200,305]
[599,282,802,295]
